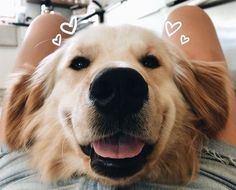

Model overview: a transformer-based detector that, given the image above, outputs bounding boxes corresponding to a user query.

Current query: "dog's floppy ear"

[173,55,230,137]
[5,49,62,150]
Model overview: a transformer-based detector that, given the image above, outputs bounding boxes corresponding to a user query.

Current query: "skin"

[162,6,236,146]
[1,5,236,146]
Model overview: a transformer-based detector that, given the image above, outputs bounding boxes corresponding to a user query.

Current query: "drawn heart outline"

[165,21,182,37]
[60,17,77,35]
[52,34,62,46]
[180,35,190,45]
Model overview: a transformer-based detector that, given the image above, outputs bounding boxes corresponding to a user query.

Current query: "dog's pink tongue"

[92,135,144,159]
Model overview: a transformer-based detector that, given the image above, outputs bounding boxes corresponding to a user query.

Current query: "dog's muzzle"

[80,68,153,179]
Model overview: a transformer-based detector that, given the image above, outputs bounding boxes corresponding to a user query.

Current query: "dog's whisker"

[61,138,66,160]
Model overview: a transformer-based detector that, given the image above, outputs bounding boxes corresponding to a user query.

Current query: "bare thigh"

[0,13,70,143]
[162,6,236,145]
[162,6,225,62]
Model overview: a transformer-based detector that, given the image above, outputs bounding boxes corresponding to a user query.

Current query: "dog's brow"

[75,44,99,59]
[131,43,157,58]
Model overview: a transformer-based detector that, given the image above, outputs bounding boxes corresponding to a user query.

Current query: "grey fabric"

[0,139,236,190]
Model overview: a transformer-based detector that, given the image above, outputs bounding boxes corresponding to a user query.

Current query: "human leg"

[0,13,70,143]
[162,6,236,145]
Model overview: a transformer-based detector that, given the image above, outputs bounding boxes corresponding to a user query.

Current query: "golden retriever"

[4,25,230,186]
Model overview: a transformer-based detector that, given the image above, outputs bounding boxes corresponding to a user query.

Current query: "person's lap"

[1,139,236,189]
[1,5,236,190]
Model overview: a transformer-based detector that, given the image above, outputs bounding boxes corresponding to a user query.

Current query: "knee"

[29,13,68,35]
[15,13,70,69]
[163,6,225,62]
[167,6,212,25]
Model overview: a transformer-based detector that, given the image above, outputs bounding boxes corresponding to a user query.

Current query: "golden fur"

[4,25,230,186]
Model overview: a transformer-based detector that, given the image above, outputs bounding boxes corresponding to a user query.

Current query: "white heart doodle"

[52,34,62,46]
[180,35,190,45]
[165,21,182,37]
[60,17,77,35]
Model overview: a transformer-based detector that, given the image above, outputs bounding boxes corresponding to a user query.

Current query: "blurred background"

[0,0,236,111]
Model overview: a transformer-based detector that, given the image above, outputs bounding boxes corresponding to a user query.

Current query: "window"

[0,0,16,18]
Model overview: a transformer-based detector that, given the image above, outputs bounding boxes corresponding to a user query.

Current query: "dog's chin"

[80,132,154,179]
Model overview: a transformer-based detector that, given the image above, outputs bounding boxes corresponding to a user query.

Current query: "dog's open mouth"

[80,133,153,178]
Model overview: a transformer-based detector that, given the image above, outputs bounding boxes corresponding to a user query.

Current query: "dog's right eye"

[140,55,160,69]
[69,56,90,70]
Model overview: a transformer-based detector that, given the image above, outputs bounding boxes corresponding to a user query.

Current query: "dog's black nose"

[89,68,148,115]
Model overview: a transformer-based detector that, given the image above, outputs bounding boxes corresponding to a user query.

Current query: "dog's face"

[5,25,229,185]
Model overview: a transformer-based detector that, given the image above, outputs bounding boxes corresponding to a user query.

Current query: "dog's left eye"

[140,55,160,69]
[69,56,90,70]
